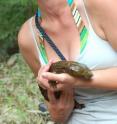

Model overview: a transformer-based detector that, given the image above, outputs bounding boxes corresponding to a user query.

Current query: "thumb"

[48,90,57,104]
[44,59,55,72]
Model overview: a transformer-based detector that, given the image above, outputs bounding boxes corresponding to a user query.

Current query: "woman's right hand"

[46,89,74,123]
[37,61,74,123]
[37,60,53,90]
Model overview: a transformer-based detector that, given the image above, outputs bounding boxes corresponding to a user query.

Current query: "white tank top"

[74,0,117,103]
[30,2,117,96]
[75,0,117,70]
[30,1,117,122]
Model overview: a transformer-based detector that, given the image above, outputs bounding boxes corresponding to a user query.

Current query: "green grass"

[0,54,51,124]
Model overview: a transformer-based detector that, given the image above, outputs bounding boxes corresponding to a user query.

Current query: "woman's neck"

[38,0,69,17]
[37,0,73,31]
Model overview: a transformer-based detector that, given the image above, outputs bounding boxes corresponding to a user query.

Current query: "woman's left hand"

[41,72,85,91]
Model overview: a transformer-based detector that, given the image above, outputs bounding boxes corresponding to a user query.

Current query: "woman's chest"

[44,26,81,61]
[35,0,107,63]
[76,34,117,70]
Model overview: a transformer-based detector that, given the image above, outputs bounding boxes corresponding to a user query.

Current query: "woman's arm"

[40,67,117,91]
[89,67,117,90]
[18,19,40,76]
[89,1,117,90]
[18,20,74,123]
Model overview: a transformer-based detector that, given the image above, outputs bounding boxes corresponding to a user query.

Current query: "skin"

[18,0,117,123]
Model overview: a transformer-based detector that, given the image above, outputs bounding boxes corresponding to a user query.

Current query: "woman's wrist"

[74,71,97,89]
[82,68,117,90]
[74,77,91,88]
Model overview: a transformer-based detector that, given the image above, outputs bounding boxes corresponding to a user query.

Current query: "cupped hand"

[46,88,74,123]
[36,60,75,123]
[41,71,81,91]
[37,60,87,92]
[36,60,55,90]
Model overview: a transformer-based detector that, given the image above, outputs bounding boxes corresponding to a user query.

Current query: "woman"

[18,0,117,123]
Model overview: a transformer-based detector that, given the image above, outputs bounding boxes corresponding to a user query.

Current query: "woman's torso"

[30,0,117,123]
[30,0,106,63]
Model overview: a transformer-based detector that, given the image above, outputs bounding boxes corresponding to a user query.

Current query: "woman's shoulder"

[86,0,117,50]
[97,0,117,51]
[87,0,117,12]
[18,17,34,50]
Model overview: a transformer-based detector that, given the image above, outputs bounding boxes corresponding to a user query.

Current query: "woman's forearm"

[85,67,117,90]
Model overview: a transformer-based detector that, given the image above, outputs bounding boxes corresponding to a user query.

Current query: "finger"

[36,76,50,89]
[41,72,68,83]
[37,81,46,90]
[44,59,55,72]
[48,90,57,104]
[56,84,71,91]
[48,59,55,64]
[37,67,49,84]
[42,64,50,72]
[55,83,64,91]
[37,60,56,81]
[38,62,51,77]
[37,77,57,93]
[37,66,45,78]
[60,89,74,103]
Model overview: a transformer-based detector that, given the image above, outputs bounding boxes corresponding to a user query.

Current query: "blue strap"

[35,12,66,61]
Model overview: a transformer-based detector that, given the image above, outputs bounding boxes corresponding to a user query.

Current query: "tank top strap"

[29,17,47,65]
[81,0,90,28]
[70,1,89,53]
[82,0,97,34]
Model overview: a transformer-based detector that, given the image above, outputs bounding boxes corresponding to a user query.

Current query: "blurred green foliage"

[0,0,37,57]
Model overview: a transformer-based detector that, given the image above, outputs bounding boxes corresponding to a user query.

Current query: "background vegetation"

[0,0,53,124]
[0,0,37,59]
[0,54,51,124]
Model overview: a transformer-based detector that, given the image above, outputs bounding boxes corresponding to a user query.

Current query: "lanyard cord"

[35,12,66,61]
